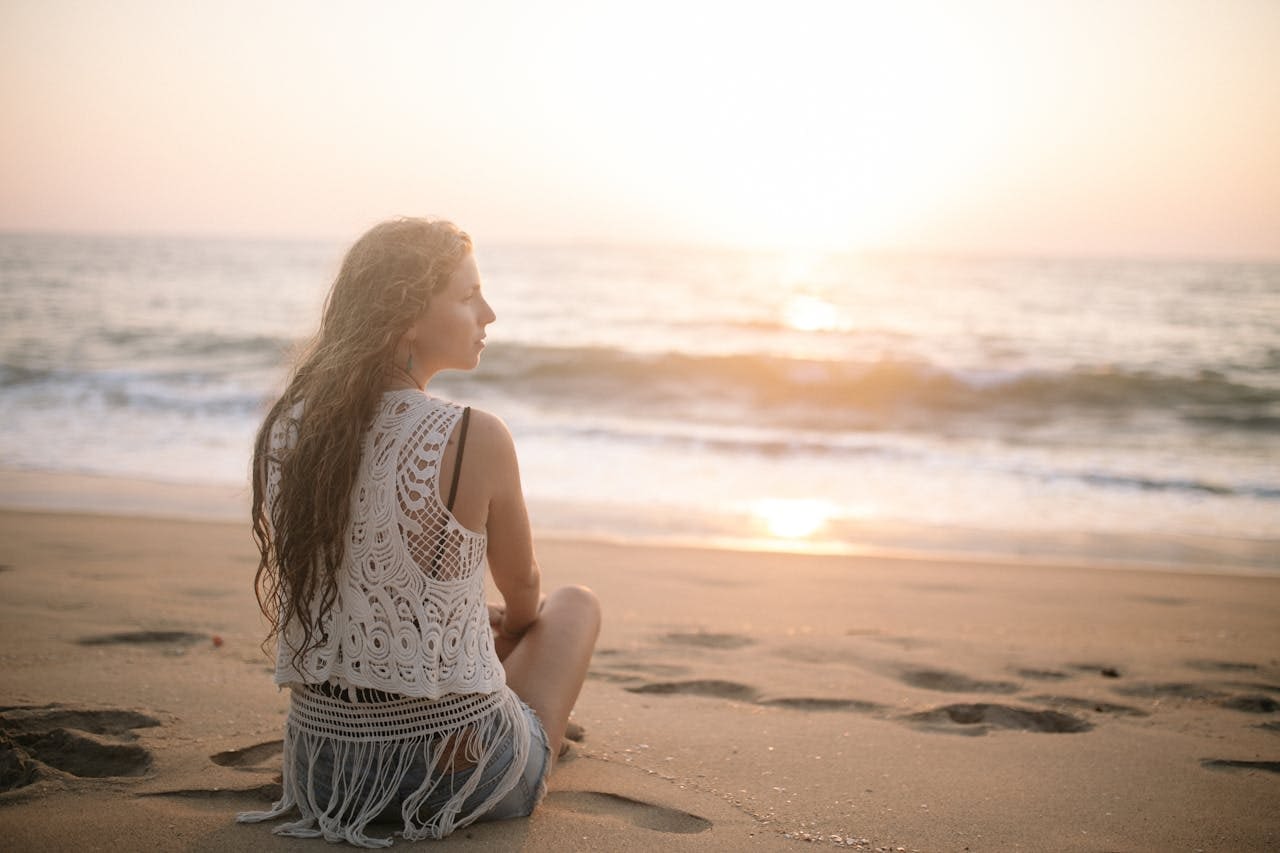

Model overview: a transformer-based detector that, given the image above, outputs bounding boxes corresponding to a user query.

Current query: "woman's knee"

[549,585,601,631]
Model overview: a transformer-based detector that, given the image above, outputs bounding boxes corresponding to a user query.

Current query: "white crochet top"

[240,391,537,845]
[269,390,504,697]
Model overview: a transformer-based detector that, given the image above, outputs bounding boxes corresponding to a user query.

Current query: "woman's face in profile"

[409,252,496,374]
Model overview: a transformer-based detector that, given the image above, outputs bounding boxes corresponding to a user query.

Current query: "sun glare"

[754,499,836,540]
[782,295,845,333]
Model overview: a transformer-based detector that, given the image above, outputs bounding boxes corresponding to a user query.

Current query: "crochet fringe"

[237,685,534,847]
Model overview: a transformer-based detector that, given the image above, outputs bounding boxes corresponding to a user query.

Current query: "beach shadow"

[545,790,711,834]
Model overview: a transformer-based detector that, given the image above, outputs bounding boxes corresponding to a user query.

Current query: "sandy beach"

[1,507,1277,851]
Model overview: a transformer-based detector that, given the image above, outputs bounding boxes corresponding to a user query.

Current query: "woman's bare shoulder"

[464,406,512,440]
[463,407,519,466]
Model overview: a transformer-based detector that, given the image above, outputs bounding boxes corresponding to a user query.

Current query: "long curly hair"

[251,217,473,666]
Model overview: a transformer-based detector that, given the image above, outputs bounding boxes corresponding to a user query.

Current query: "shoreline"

[3,466,1277,578]
[1,507,1278,851]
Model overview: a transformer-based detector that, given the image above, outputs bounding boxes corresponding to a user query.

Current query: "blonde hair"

[251,218,473,663]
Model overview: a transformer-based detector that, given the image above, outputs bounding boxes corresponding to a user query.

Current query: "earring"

[405,351,414,373]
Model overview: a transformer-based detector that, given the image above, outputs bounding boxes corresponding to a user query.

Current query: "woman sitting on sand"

[238,218,600,846]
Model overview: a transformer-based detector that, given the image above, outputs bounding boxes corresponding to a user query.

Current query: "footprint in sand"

[1128,594,1187,606]
[758,697,887,714]
[590,661,692,680]
[1184,659,1261,673]
[1221,680,1280,695]
[1023,695,1149,717]
[661,631,756,650]
[1200,759,1280,775]
[545,790,711,834]
[0,706,160,738]
[1218,695,1280,714]
[625,680,887,716]
[210,740,283,770]
[588,648,699,684]
[867,636,930,651]
[136,741,286,803]
[1111,681,1280,714]
[1067,662,1123,678]
[770,645,864,666]
[77,630,206,647]
[1014,667,1072,682]
[903,703,1093,736]
[627,679,760,702]
[143,781,283,802]
[1112,682,1229,701]
[0,705,161,791]
[895,666,1020,694]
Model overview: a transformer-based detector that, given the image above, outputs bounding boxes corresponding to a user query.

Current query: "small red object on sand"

[212,635,224,648]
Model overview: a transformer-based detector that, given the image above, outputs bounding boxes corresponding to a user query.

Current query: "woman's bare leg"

[499,585,601,763]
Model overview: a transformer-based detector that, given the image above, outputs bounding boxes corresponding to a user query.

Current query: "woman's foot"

[559,719,585,757]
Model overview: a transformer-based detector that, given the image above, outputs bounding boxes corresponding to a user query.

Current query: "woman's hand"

[487,597,545,661]
[488,602,519,661]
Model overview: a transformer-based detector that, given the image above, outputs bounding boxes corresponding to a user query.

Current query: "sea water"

[1,232,1277,570]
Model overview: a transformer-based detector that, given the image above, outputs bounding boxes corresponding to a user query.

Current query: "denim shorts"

[296,697,551,828]
[403,699,551,823]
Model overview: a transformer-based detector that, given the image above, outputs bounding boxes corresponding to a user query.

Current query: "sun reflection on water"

[753,498,837,539]
[781,295,845,333]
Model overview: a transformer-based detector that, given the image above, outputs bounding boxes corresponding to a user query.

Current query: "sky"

[2,0,1278,257]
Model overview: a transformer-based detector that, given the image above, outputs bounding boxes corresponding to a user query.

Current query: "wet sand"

[1,509,1277,851]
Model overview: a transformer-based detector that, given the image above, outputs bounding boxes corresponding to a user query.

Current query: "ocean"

[1,232,1277,571]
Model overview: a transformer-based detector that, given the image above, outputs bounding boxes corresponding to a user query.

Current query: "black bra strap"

[445,407,471,512]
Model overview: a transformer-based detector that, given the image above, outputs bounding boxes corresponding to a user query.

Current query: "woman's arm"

[473,410,542,638]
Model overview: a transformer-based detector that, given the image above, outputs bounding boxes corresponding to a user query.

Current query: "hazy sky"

[2,0,1278,257]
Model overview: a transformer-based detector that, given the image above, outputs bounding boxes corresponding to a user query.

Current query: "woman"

[238,218,600,846]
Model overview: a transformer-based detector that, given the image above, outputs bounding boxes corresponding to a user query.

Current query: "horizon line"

[1,225,1277,266]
